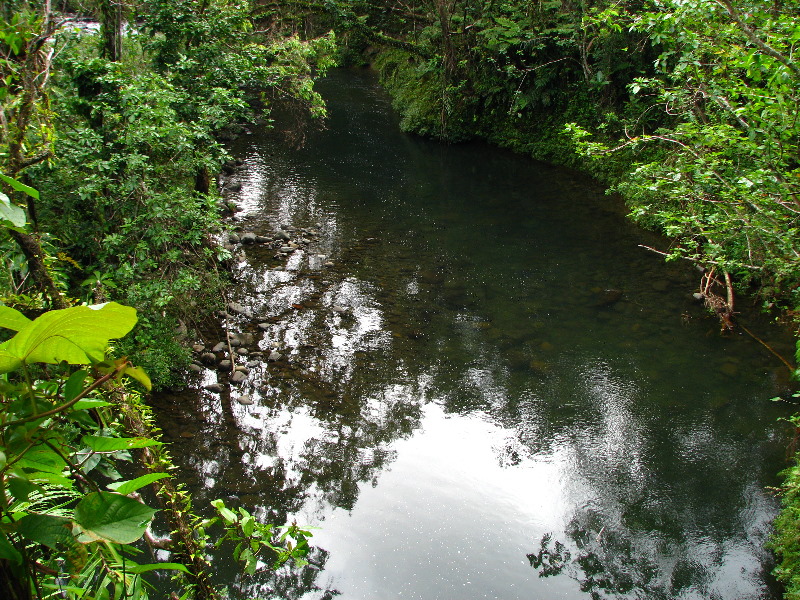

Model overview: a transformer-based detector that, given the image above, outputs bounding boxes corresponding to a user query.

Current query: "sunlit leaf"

[108,473,171,495]
[0,303,137,373]
[82,435,162,452]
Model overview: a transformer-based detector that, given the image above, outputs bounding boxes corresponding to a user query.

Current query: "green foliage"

[210,499,313,575]
[0,302,166,599]
[773,413,800,599]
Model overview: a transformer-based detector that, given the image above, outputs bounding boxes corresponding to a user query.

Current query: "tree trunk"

[7,229,68,310]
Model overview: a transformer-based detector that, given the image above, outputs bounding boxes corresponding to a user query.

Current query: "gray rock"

[241,232,257,244]
[257,322,270,331]
[200,352,217,366]
[275,230,291,241]
[255,235,271,243]
[280,246,294,253]
[268,351,283,362]
[229,337,241,347]
[237,347,249,355]
[227,302,248,315]
[239,333,255,345]
[227,181,242,193]
[188,364,204,373]
[332,305,348,314]
[230,371,247,384]
[212,342,226,353]
[228,233,240,243]
[692,292,705,302]
[246,361,260,368]
[192,344,205,353]
[219,360,232,370]
[236,395,254,405]
[324,261,335,267]
[205,383,223,393]
[234,366,250,374]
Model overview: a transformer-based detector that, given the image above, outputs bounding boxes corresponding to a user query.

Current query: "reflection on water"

[153,69,794,600]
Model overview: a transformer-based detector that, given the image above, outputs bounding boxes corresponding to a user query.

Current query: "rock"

[280,246,294,253]
[212,342,226,353]
[246,361,260,368]
[332,305,348,314]
[236,395,254,405]
[234,366,250,374]
[227,302,248,315]
[241,232,257,244]
[692,292,705,302]
[230,371,247,384]
[324,261,335,267]
[228,233,240,243]
[255,235,271,243]
[257,322,270,331]
[192,344,205,353]
[200,352,217,366]
[237,347,250,356]
[204,383,223,393]
[188,364,204,373]
[275,230,291,241]
[227,181,242,193]
[268,351,283,362]
[218,360,232,371]
[239,333,255,345]
[229,337,241,347]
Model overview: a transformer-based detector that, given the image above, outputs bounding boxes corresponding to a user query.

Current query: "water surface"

[154,69,795,600]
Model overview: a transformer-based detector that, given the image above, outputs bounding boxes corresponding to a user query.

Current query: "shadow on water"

[152,68,795,600]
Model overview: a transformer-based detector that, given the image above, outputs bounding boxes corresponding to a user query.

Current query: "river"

[153,68,796,600]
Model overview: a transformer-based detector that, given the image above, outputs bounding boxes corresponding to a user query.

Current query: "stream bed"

[153,68,797,600]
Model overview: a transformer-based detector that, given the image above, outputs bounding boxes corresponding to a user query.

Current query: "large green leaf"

[0,306,32,332]
[108,473,171,495]
[73,492,157,544]
[0,303,137,374]
[82,435,162,452]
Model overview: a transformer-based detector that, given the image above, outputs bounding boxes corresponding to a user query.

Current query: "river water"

[154,69,797,600]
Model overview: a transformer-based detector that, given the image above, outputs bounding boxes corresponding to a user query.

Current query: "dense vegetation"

[3,0,800,598]
[1,1,331,598]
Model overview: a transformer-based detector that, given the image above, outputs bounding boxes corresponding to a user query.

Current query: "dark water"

[154,69,797,600]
